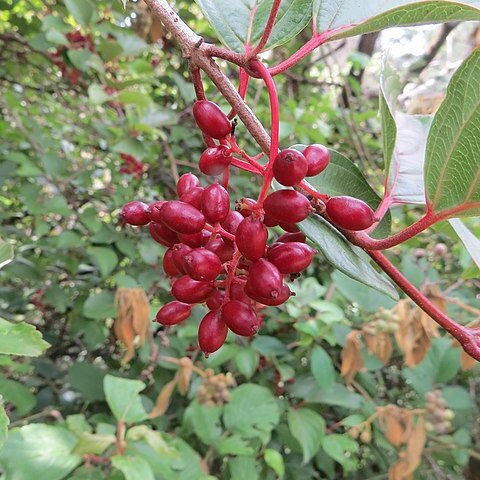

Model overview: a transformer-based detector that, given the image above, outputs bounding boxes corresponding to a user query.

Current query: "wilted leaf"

[340,331,364,384]
[405,417,426,475]
[148,378,178,419]
[176,357,193,395]
[363,332,393,365]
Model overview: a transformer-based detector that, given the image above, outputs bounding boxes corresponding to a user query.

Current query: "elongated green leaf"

[425,48,480,217]
[112,455,155,480]
[288,408,326,463]
[299,215,399,300]
[315,1,480,40]
[311,345,335,389]
[64,0,96,27]
[103,375,148,423]
[449,218,480,268]
[0,318,49,356]
[0,238,14,270]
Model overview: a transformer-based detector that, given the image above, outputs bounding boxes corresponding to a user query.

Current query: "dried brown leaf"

[148,378,178,419]
[388,451,413,480]
[177,357,193,395]
[405,417,426,475]
[341,331,364,385]
[384,413,405,447]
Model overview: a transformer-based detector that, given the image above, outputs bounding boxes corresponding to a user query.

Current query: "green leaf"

[184,401,222,444]
[288,408,326,463]
[112,455,155,480]
[104,375,148,423]
[311,345,335,390]
[0,397,9,450]
[68,362,106,402]
[0,238,14,269]
[229,456,259,480]
[316,1,480,41]
[83,291,117,320]
[0,318,49,356]
[0,376,36,415]
[88,84,111,105]
[115,33,148,57]
[321,434,359,466]
[73,433,116,455]
[233,347,259,379]
[0,424,81,480]
[264,448,285,477]
[224,384,280,442]
[67,49,92,71]
[300,215,399,300]
[449,218,480,268]
[64,0,96,26]
[217,435,254,456]
[88,247,118,277]
[117,90,152,109]
[425,48,480,217]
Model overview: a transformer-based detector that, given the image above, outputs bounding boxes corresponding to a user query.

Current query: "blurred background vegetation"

[0,1,479,479]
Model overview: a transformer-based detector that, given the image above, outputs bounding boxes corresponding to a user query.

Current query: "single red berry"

[163,248,182,277]
[235,197,257,217]
[193,100,232,139]
[206,289,225,311]
[263,190,312,224]
[273,148,308,186]
[201,183,230,224]
[199,146,232,176]
[180,187,204,210]
[184,248,222,281]
[149,201,166,223]
[159,201,205,234]
[171,276,215,304]
[263,213,278,227]
[177,173,201,197]
[279,222,300,233]
[198,310,228,354]
[221,210,244,240]
[156,301,192,325]
[245,282,291,306]
[178,230,211,248]
[246,259,283,300]
[121,201,150,226]
[230,282,252,304]
[303,144,330,177]
[222,300,260,337]
[267,242,317,274]
[172,243,193,273]
[326,196,374,231]
[149,222,179,247]
[277,231,306,243]
[205,237,234,263]
[235,216,267,261]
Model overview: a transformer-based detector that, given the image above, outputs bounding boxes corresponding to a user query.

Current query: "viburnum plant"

[121,0,480,360]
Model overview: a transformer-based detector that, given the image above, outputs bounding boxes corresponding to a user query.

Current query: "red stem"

[247,0,282,59]
[299,179,330,201]
[228,68,250,119]
[368,250,480,361]
[230,157,264,174]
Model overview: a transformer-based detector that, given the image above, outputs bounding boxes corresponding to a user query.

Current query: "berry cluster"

[197,369,235,406]
[424,390,454,434]
[121,100,377,355]
[119,153,145,178]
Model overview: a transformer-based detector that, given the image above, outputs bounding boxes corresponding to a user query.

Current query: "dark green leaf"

[0,397,9,450]
[68,362,106,402]
[321,434,359,466]
[83,291,117,320]
[0,238,14,269]
[288,408,326,463]
[311,345,335,390]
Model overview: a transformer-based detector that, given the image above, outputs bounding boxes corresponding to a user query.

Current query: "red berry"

[193,100,231,139]
[230,282,252,304]
[222,301,260,337]
[180,187,204,210]
[235,197,257,217]
[177,173,200,197]
[149,201,166,223]
[263,190,311,224]
[199,146,232,176]
[303,144,330,177]
[277,231,306,243]
[163,248,182,277]
[206,289,225,311]
[263,213,279,227]
[273,148,308,186]
[235,216,267,261]
[205,237,234,263]
[201,183,230,224]
[245,282,291,306]
[172,243,193,273]
[121,201,150,226]
[178,230,211,248]
[267,242,316,273]
[198,310,228,354]
[326,196,374,231]
[159,201,205,234]
[184,248,222,281]
[246,259,283,300]
[279,222,299,233]
[171,276,215,304]
[156,301,192,325]
[149,222,179,247]
[221,210,243,239]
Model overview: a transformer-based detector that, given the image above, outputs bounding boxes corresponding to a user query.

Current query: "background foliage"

[0,0,479,479]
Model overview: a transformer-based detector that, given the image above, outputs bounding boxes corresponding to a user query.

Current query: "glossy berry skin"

[235,216,268,261]
[177,173,200,197]
[205,237,234,263]
[184,248,222,281]
[171,276,215,304]
[180,187,204,210]
[121,201,150,226]
[277,231,306,243]
[159,201,205,234]
[267,242,317,274]
[326,196,374,231]
[230,282,252,305]
[178,230,211,248]
[221,211,243,237]
[163,248,182,277]
[303,144,330,177]
[221,300,260,337]
[149,222,179,247]
[156,301,192,325]
[198,310,228,354]
[245,282,291,306]
[149,201,167,223]
[273,148,308,186]
[206,289,225,311]
[172,243,193,273]
[199,146,232,176]
[246,259,283,300]
[193,100,232,139]
[263,190,311,224]
[235,197,256,217]
[279,222,299,233]
[263,213,279,228]
[201,183,230,224]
